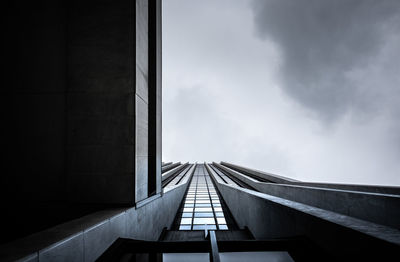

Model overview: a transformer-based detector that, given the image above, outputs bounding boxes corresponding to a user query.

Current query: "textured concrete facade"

[67,0,137,204]
[1,0,162,246]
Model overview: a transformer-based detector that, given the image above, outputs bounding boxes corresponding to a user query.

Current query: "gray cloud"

[163,0,400,185]
[251,0,400,121]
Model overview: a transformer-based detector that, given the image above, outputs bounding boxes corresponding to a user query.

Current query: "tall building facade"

[1,0,399,261]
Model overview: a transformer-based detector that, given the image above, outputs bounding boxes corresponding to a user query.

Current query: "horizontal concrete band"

[0,182,190,262]
[221,161,299,183]
[164,164,197,191]
[161,162,181,173]
[221,161,400,195]
[161,162,173,167]
[206,167,400,258]
[161,162,189,186]
[214,163,400,229]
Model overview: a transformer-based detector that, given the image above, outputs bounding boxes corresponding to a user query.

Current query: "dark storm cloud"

[251,0,400,120]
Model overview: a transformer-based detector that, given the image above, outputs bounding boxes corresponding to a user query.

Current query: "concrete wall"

[0,183,189,262]
[2,0,69,243]
[135,0,149,202]
[1,0,163,243]
[2,0,67,206]
[211,177,400,259]
[67,0,137,204]
[214,163,400,229]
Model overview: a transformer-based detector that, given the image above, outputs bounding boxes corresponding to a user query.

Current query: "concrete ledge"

[221,161,400,195]
[161,162,173,167]
[164,164,196,191]
[214,163,400,229]
[161,162,189,186]
[221,161,299,183]
[161,162,180,173]
[290,181,400,195]
[0,182,189,262]
[209,172,400,258]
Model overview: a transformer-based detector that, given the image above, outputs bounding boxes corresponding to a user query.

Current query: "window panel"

[215,212,224,217]
[180,218,192,224]
[217,217,226,224]
[193,217,215,225]
[182,212,193,218]
[218,225,228,230]
[179,225,192,230]
[195,203,211,207]
[193,225,217,230]
[195,207,213,212]
[195,212,214,217]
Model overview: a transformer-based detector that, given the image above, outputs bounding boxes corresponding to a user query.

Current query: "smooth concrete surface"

[221,162,299,183]
[205,163,237,187]
[221,162,400,195]
[165,164,196,188]
[162,162,181,173]
[67,0,137,204]
[162,163,190,185]
[2,0,67,206]
[135,0,150,203]
[0,182,189,262]
[209,172,400,258]
[291,181,400,195]
[164,164,196,193]
[214,163,400,229]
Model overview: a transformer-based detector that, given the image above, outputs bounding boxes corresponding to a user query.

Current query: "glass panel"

[219,225,228,230]
[195,203,211,207]
[194,212,214,217]
[215,212,224,217]
[196,200,211,204]
[193,217,215,224]
[195,207,213,212]
[217,217,226,224]
[193,225,217,230]
[180,218,192,224]
[177,164,231,231]
[182,212,193,218]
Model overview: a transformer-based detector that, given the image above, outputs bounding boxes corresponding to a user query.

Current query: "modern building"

[1,0,399,261]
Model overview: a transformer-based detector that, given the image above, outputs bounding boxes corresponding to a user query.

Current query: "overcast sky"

[162,0,400,186]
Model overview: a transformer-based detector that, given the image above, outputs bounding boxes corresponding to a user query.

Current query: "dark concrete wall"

[2,0,67,206]
[1,0,69,243]
[1,0,163,243]
[66,0,136,204]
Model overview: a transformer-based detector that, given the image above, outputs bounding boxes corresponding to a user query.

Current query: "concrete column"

[148,0,162,196]
[135,0,149,202]
[67,0,136,204]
